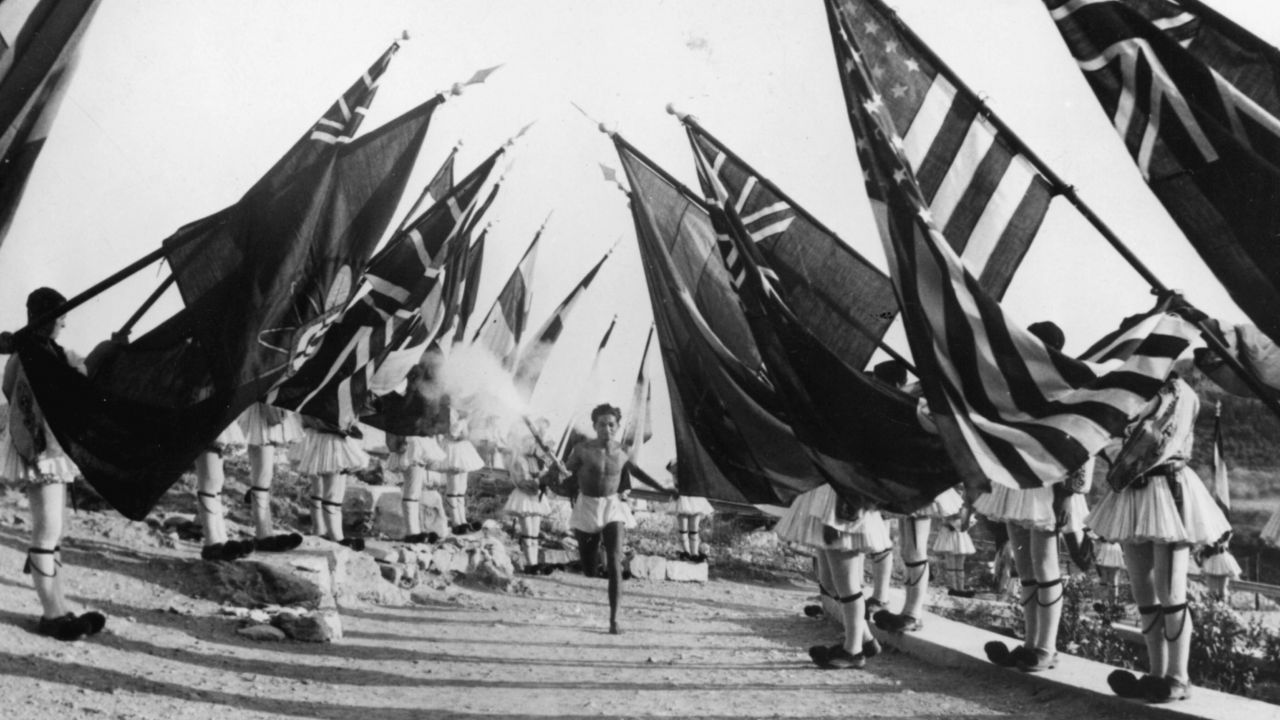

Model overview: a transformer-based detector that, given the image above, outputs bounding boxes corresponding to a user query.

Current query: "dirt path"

[0,504,1146,720]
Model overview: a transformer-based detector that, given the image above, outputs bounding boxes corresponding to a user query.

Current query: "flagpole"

[118,274,176,337]
[1177,0,1280,67]
[8,231,208,341]
[670,108,918,375]
[395,142,461,235]
[843,0,1280,423]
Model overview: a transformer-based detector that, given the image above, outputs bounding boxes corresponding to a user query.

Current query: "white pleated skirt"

[440,438,485,473]
[387,436,447,472]
[212,421,246,456]
[773,487,828,549]
[1086,468,1231,546]
[772,484,890,553]
[674,495,715,517]
[932,524,976,555]
[504,487,550,517]
[887,486,964,519]
[240,404,303,447]
[824,508,893,554]
[1094,541,1125,569]
[0,427,78,490]
[975,484,1088,534]
[293,430,370,475]
[1201,550,1242,579]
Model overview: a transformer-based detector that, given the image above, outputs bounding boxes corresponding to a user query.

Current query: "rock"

[362,541,399,563]
[665,560,708,583]
[247,609,271,624]
[628,554,667,581]
[379,563,403,585]
[236,624,286,642]
[743,529,779,550]
[273,609,342,642]
[344,485,407,538]
[325,542,409,608]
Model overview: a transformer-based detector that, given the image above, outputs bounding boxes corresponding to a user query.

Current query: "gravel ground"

[0,496,1152,720]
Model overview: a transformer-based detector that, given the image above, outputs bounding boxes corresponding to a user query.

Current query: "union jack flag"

[1045,0,1280,344]
[267,147,503,428]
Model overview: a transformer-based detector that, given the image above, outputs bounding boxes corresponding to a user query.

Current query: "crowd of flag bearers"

[4,0,1280,709]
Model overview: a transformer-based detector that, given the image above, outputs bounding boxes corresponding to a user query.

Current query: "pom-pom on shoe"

[1015,647,1057,672]
[984,641,1014,667]
[1106,669,1144,698]
[862,638,881,659]
[338,537,365,552]
[37,613,85,641]
[255,533,303,553]
[822,647,866,670]
[803,604,824,618]
[1142,675,1191,703]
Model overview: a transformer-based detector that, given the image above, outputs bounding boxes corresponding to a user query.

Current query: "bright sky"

[0,0,1273,475]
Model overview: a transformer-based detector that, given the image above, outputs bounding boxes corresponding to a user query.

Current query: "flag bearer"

[976,321,1091,673]
[295,415,369,551]
[0,288,106,640]
[239,403,305,552]
[1089,374,1230,703]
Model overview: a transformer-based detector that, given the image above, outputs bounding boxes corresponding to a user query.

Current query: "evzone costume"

[931,493,976,596]
[237,403,305,552]
[776,484,888,669]
[668,460,714,562]
[503,436,553,572]
[1089,376,1230,703]
[439,408,485,533]
[387,430,447,543]
[871,486,963,634]
[193,418,257,562]
[295,415,370,551]
[0,287,105,641]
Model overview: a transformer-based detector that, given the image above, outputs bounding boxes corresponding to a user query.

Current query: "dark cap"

[1027,320,1065,351]
[26,287,66,325]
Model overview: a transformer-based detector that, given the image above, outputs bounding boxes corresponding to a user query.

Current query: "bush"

[1057,575,1141,668]
[1186,598,1280,697]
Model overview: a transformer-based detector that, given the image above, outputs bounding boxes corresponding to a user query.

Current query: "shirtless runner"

[564,403,633,635]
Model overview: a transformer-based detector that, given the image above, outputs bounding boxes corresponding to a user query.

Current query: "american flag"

[267,148,503,428]
[1045,0,1280,345]
[829,0,1051,297]
[512,248,611,399]
[685,122,898,369]
[470,218,547,368]
[831,1,1199,490]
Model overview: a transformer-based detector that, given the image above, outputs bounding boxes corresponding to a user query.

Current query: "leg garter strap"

[838,592,864,604]
[1162,602,1189,642]
[1138,603,1163,634]
[904,559,928,587]
[23,546,60,577]
[1036,577,1063,607]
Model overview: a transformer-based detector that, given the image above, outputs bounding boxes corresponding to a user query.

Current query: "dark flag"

[512,248,611,399]
[0,0,101,249]
[829,0,1052,297]
[620,324,655,463]
[252,38,404,197]
[446,176,504,344]
[1044,0,1280,344]
[616,137,826,505]
[556,316,618,463]
[830,1,1198,491]
[470,220,545,368]
[19,93,438,520]
[689,133,952,512]
[267,148,503,429]
[683,120,897,370]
